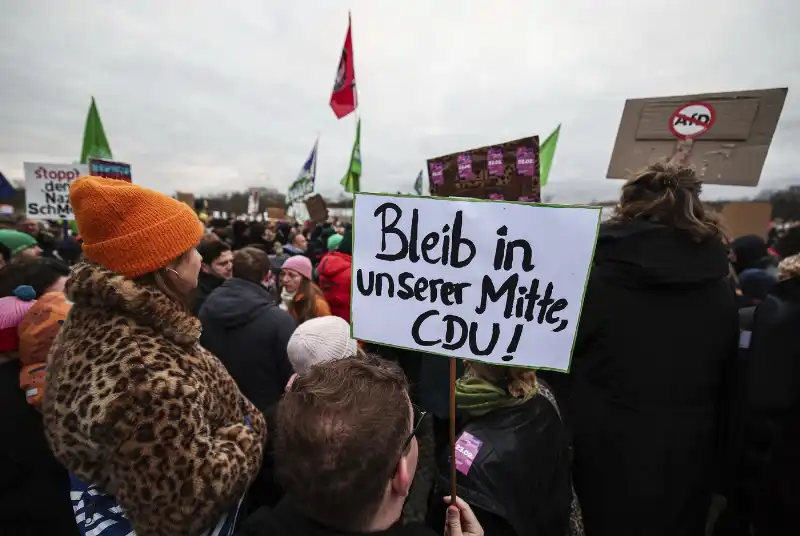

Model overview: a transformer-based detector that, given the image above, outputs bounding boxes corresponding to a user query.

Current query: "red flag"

[330,13,357,119]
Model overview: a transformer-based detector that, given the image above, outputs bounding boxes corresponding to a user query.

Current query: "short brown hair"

[232,247,270,283]
[611,162,728,242]
[275,355,411,531]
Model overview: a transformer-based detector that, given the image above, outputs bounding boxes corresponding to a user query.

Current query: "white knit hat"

[287,316,358,373]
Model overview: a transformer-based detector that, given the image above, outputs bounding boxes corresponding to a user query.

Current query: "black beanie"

[338,227,353,255]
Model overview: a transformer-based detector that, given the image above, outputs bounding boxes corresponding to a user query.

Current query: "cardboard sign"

[720,202,773,240]
[607,88,788,186]
[88,158,132,183]
[23,163,89,220]
[175,192,195,209]
[427,136,541,202]
[267,207,286,220]
[304,194,329,223]
[350,193,601,371]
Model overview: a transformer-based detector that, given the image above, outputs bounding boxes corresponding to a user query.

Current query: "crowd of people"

[0,164,798,536]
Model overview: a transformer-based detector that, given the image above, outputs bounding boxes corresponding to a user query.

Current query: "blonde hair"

[468,362,537,398]
[610,162,728,242]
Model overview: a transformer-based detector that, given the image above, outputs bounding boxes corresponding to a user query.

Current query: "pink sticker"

[516,146,535,176]
[518,196,537,202]
[457,153,474,180]
[489,193,505,200]
[429,162,444,186]
[454,431,483,475]
[486,147,504,177]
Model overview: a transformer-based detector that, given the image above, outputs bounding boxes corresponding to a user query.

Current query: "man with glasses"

[237,354,483,536]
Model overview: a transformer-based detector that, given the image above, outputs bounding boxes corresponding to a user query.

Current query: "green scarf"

[455,371,537,417]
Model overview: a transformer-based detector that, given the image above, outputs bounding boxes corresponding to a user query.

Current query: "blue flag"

[0,171,15,199]
[288,139,318,204]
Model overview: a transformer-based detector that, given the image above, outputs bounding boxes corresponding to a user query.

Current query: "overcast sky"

[1,0,798,203]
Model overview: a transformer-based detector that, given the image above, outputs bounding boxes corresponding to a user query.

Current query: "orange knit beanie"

[70,176,204,278]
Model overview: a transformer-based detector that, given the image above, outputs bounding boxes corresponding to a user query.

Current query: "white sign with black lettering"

[24,163,89,220]
[351,194,601,371]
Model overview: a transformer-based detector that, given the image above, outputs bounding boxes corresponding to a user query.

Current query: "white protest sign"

[351,194,601,371]
[23,163,89,220]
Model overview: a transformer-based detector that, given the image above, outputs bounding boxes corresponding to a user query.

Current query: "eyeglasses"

[400,404,427,454]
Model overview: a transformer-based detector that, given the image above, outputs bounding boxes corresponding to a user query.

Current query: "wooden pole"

[449,357,458,501]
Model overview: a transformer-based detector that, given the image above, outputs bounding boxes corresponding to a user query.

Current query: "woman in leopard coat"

[43,177,266,536]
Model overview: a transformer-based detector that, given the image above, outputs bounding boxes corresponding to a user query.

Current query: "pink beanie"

[0,286,37,353]
[282,256,313,280]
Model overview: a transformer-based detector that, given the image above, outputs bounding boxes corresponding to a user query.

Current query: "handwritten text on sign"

[23,163,89,220]
[351,194,601,371]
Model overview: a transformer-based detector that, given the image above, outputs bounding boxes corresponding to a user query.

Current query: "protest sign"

[427,136,541,202]
[23,163,89,220]
[175,192,195,209]
[351,193,601,371]
[305,194,329,223]
[607,88,788,186]
[88,158,132,183]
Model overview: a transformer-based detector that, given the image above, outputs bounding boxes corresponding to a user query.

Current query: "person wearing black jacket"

[190,239,233,316]
[429,364,578,536]
[199,246,295,414]
[542,163,738,536]
[199,247,296,513]
[718,254,800,536]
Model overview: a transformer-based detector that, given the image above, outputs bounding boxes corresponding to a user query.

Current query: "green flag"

[80,97,113,164]
[539,124,560,187]
[340,118,361,193]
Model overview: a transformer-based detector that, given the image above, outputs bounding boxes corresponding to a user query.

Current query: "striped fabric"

[70,474,243,536]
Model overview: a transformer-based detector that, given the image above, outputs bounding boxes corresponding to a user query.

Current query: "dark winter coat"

[544,220,738,536]
[0,361,77,535]
[430,385,574,536]
[735,277,800,536]
[199,278,296,414]
[238,499,437,536]
[190,270,225,316]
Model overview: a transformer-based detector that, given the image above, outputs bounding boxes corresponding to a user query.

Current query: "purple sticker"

[457,153,474,180]
[429,162,444,186]
[487,147,504,177]
[518,196,537,202]
[489,193,505,200]
[516,146,535,177]
[454,431,483,475]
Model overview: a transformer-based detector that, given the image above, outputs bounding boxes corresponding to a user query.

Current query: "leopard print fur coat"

[42,261,267,536]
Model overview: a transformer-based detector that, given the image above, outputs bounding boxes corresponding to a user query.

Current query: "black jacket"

[199,278,296,414]
[0,361,78,535]
[238,499,436,536]
[190,270,225,316]
[543,220,738,536]
[431,389,573,536]
[728,277,800,536]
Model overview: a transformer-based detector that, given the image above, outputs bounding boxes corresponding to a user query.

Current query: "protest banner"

[350,193,601,371]
[607,88,788,186]
[88,158,132,183]
[23,163,89,220]
[427,136,541,202]
[305,194,329,223]
[720,202,773,240]
[267,207,286,220]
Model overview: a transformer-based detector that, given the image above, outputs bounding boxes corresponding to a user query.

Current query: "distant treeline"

[4,185,800,220]
[1,187,354,216]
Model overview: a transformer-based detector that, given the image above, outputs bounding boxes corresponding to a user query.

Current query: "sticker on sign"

[669,102,716,139]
